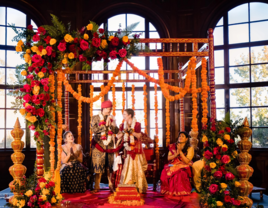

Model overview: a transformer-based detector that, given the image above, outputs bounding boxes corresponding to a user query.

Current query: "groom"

[90,100,119,193]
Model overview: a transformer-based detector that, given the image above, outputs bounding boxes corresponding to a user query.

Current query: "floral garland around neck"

[98,112,114,146]
[123,117,137,151]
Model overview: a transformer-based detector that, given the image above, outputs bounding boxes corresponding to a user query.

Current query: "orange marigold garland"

[131,84,135,112]
[77,84,82,145]
[122,82,126,114]
[89,85,94,154]
[49,74,56,174]
[165,90,170,147]
[201,58,209,127]
[154,84,159,155]
[191,57,198,133]
[143,84,148,134]
[112,84,116,117]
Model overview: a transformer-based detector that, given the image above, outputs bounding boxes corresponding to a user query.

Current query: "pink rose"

[44,85,49,92]
[221,155,230,164]
[92,38,101,47]
[225,172,235,180]
[80,39,89,51]
[109,50,118,59]
[34,131,40,137]
[213,147,220,155]
[213,171,222,179]
[118,48,127,57]
[23,94,31,103]
[37,27,46,35]
[41,78,49,85]
[231,198,241,206]
[111,37,119,46]
[209,184,218,194]
[46,46,52,56]
[79,54,87,62]
[45,202,51,208]
[32,34,40,42]
[43,130,49,136]
[29,125,35,130]
[204,150,213,160]
[57,42,66,52]
[37,108,45,117]
[23,84,31,92]
[32,54,42,63]
[224,190,230,195]
[39,94,45,100]
[26,105,34,113]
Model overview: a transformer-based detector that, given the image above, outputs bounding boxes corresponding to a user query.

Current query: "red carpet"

[59,188,200,208]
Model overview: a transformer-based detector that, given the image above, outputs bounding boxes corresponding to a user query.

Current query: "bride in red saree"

[160,131,194,196]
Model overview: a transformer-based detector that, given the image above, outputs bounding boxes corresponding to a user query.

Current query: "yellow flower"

[216,201,223,206]
[222,144,228,150]
[12,198,18,206]
[51,197,57,203]
[44,172,51,181]
[86,23,93,30]
[108,36,114,41]
[210,162,216,169]
[56,193,62,200]
[202,135,208,143]
[42,188,50,195]
[25,112,32,121]
[24,53,31,63]
[19,109,26,116]
[16,45,22,52]
[32,85,40,95]
[216,138,223,146]
[38,72,44,78]
[224,134,230,141]
[50,38,57,45]
[31,46,38,52]
[84,34,89,40]
[27,116,37,123]
[41,49,47,56]
[41,195,47,201]
[64,34,74,43]
[21,70,27,76]
[220,183,227,190]
[62,58,68,65]
[25,190,33,197]
[101,39,108,49]
[68,52,75,59]
[232,150,238,158]
[235,181,241,187]
[17,40,24,46]
[122,36,128,43]
[40,182,46,189]
[18,199,25,208]
[36,50,41,55]
[26,49,31,54]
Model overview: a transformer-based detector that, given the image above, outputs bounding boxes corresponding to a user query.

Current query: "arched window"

[0,7,38,149]
[213,2,268,148]
[91,14,163,146]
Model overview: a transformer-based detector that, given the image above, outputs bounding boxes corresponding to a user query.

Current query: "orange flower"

[131,85,135,112]
[143,84,148,134]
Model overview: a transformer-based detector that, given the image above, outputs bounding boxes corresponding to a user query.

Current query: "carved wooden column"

[9,118,27,203]
[237,117,254,208]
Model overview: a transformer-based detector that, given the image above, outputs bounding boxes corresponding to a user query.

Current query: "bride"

[117,109,148,193]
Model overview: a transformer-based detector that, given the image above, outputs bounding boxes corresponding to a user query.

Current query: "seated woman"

[160,131,194,196]
[60,131,87,193]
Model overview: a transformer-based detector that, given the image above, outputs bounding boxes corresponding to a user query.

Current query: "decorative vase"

[36,141,44,178]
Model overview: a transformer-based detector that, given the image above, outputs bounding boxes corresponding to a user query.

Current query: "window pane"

[6,27,18,46]
[0,7,5,25]
[7,8,26,27]
[215,67,224,84]
[108,14,125,31]
[7,50,24,67]
[250,21,268,42]
[251,87,268,106]
[0,68,5,84]
[252,108,268,127]
[31,20,38,29]
[229,48,249,66]
[250,2,268,22]
[0,89,4,108]
[92,92,102,109]
[135,110,145,128]
[214,50,224,67]
[229,24,249,44]
[228,3,248,24]
[127,91,144,109]
[6,89,16,108]
[0,50,5,66]
[230,88,250,107]
[252,128,268,148]
[216,109,225,121]
[230,108,250,125]
[149,32,161,49]
[115,111,123,125]
[30,130,36,148]
[0,26,5,45]
[216,89,225,108]
[150,91,162,109]
[91,60,103,88]
[127,14,145,31]
[150,56,161,69]
[150,110,162,128]
[0,130,4,148]
[149,73,158,87]
[216,17,223,26]
[229,66,249,83]
[127,56,145,70]
[108,91,123,109]
[149,22,156,31]
[214,26,223,46]
[251,64,268,82]
[0,110,4,128]
[251,45,268,64]
[6,110,26,128]
[7,68,17,85]
[150,128,163,147]
[6,129,25,148]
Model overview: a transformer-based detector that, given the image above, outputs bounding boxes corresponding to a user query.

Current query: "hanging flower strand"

[154,84,159,155]
[131,84,135,112]
[191,57,198,133]
[166,90,170,147]
[201,58,209,127]
[77,84,82,144]
[89,85,94,154]
[143,84,148,135]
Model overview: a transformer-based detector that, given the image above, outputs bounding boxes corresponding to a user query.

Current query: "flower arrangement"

[191,57,198,133]
[199,115,246,208]
[201,58,209,127]
[143,84,148,135]
[77,84,82,143]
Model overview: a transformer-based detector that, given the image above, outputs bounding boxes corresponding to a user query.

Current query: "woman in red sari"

[160,131,194,196]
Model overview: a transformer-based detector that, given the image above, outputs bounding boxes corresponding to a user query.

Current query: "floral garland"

[165,90,170,147]
[98,112,114,146]
[131,84,135,112]
[112,84,116,117]
[191,57,198,133]
[77,84,82,144]
[201,58,209,127]
[123,117,137,151]
[89,85,94,153]
[154,84,159,154]
[49,74,55,175]
[143,84,148,135]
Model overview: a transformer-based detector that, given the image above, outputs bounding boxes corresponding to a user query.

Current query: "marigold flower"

[50,38,57,45]
[64,34,74,42]
[21,70,27,76]
[84,34,89,40]
[16,45,22,52]
[38,72,44,78]
[86,23,93,30]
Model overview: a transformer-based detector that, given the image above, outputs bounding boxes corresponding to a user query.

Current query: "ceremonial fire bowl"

[236,165,254,180]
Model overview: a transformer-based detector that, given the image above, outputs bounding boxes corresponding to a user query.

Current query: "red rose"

[44,85,49,92]
[46,46,52,56]
[20,88,26,92]
[39,94,45,100]
[41,67,46,73]
[79,54,87,62]
[37,59,45,67]
[99,28,104,33]
[74,38,79,43]
[37,27,46,35]
[27,25,33,30]
[80,39,89,51]
[219,130,224,134]
[92,38,101,47]
[31,108,37,115]
[204,141,209,147]
[97,50,107,59]
[44,36,51,44]
[47,62,52,69]
[86,60,92,65]
[209,184,218,194]
[225,127,231,133]
[216,154,221,160]
[37,108,45,117]
[44,93,50,101]
[41,78,49,85]
[48,181,55,187]
[204,150,213,160]
[34,68,39,74]
[57,42,66,52]
[118,48,127,57]
[222,146,228,152]
[28,66,34,72]
[225,172,235,180]
[38,178,46,183]
[34,131,39,137]
[32,34,40,42]
[227,139,234,144]
[35,186,41,193]
[26,105,34,113]
[32,55,42,63]
[23,94,31,103]
[32,97,40,105]
[111,37,119,46]
[43,130,49,135]
[93,32,99,38]
[224,195,231,203]
[231,198,241,206]
[213,171,223,179]
[219,165,227,174]
[109,50,118,59]
[69,44,76,53]
[204,165,211,172]
[29,125,35,130]
[211,126,216,131]
[51,51,56,58]
[42,101,46,106]
[213,147,220,155]
[38,45,44,52]
[23,84,31,93]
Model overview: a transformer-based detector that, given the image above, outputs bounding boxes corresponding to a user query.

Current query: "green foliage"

[51,14,66,34]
